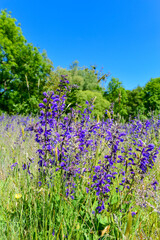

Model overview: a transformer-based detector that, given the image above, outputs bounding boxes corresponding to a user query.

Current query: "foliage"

[45,61,105,93]
[43,61,110,119]
[67,89,110,118]
[126,86,145,119]
[143,77,160,113]
[1,10,160,120]
[104,77,160,121]
[0,91,160,238]
[0,10,53,114]
[104,78,128,118]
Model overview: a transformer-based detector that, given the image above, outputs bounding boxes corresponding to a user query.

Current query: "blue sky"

[1,0,160,90]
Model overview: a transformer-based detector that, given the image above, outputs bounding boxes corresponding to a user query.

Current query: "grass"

[0,114,160,239]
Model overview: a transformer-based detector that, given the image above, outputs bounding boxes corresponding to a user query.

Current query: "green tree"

[45,61,110,118]
[67,89,110,119]
[0,10,53,114]
[126,86,145,118]
[143,77,160,114]
[45,61,105,93]
[104,78,128,118]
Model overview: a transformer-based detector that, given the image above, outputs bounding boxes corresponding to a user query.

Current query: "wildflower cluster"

[29,75,159,213]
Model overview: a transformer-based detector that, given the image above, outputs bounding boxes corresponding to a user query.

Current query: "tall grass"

[0,113,160,239]
[0,75,160,240]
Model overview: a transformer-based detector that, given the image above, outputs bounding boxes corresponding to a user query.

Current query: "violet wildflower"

[151,180,158,190]
[11,162,18,170]
[131,212,137,216]
[43,98,47,104]
[39,103,45,108]
[96,201,105,213]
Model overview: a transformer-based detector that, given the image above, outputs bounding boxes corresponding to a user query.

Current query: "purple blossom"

[151,180,158,190]
[43,98,47,104]
[96,201,105,213]
[25,75,160,218]
[11,162,18,170]
[131,212,137,216]
[39,103,45,108]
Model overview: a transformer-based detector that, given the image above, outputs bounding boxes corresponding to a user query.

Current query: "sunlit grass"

[0,114,160,239]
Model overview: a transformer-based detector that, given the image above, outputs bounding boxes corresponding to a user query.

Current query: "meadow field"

[0,81,160,239]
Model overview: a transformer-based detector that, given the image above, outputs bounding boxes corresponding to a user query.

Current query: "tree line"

[0,10,160,120]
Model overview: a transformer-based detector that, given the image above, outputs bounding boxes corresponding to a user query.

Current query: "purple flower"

[95,166,101,171]
[39,103,45,108]
[43,98,47,103]
[131,212,137,216]
[151,180,158,190]
[38,181,42,187]
[147,143,155,150]
[86,187,89,193]
[60,162,65,167]
[43,92,48,97]
[96,201,105,213]
[11,162,18,170]
[22,164,27,170]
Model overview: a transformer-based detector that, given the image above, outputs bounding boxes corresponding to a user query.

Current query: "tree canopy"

[0,9,160,120]
[0,10,53,114]
[143,78,160,113]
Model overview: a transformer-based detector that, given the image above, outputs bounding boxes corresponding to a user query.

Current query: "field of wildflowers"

[0,76,160,239]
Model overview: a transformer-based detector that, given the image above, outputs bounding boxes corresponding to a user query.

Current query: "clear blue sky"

[1,0,160,90]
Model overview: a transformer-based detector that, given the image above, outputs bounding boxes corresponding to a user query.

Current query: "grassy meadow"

[1,8,160,240]
[0,107,160,239]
